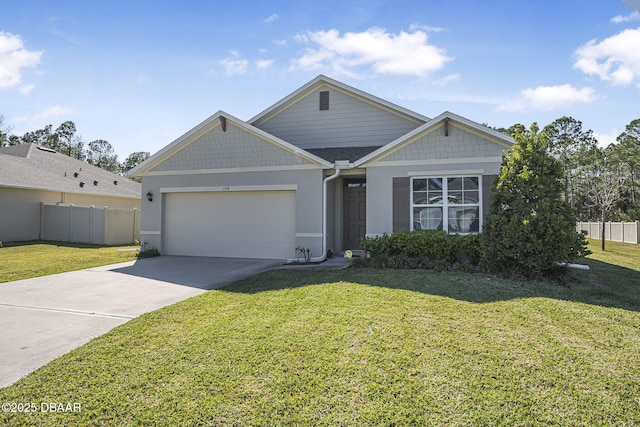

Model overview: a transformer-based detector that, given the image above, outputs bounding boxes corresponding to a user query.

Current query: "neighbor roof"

[0,144,140,198]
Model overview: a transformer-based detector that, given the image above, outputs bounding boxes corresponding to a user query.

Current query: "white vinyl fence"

[40,203,140,245]
[576,221,640,244]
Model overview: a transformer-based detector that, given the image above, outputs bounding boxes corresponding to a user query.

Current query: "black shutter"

[393,177,410,232]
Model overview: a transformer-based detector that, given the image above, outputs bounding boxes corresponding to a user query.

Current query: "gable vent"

[319,91,329,110]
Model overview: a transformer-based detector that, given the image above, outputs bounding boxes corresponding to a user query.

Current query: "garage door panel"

[164,191,295,259]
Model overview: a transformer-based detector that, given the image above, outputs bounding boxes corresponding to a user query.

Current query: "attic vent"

[319,91,329,110]
[79,182,85,188]
[113,180,118,185]
[93,180,99,186]
[74,172,79,178]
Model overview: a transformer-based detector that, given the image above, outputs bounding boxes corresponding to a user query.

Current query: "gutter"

[287,161,353,263]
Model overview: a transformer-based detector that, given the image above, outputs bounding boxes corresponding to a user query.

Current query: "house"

[0,143,141,242]
[129,75,513,260]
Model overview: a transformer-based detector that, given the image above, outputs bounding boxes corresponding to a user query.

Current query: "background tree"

[85,139,119,173]
[0,115,13,146]
[121,151,150,180]
[544,117,597,208]
[574,145,626,250]
[614,119,640,218]
[481,123,589,277]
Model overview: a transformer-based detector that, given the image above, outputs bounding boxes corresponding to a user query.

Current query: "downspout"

[287,166,342,263]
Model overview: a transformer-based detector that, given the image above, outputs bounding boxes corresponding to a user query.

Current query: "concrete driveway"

[0,256,280,388]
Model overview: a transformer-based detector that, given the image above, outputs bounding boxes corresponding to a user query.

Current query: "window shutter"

[393,177,410,232]
[482,174,497,220]
[319,91,329,110]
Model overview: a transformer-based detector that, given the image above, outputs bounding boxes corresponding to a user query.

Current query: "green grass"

[0,241,139,283]
[0,240,638,425]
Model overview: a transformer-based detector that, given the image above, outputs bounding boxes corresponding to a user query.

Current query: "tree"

[86,139,119,173]
[575,145,626,250]
[481,123,589,277]
[121,151,150,181]
[544,117,597,207]
[615,119,640,217]
[0,115,13,146]
[54,121,77,156]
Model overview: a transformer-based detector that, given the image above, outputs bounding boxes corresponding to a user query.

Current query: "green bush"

[481,123,590,278]
[361,230,482,269]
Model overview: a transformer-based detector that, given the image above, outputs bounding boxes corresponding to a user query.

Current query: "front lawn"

[0,240,638,425]
[0,241,139,283]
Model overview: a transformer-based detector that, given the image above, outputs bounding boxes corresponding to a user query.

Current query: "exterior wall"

[140,168,324,256]
[150,121,311,172]
[382,123,505,162]
[0,187,140,242]
[365,162,503,237]
[254,87,423,150]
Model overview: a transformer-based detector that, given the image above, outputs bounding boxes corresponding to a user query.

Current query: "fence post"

[103,206,109,245]
[69,204,74,242]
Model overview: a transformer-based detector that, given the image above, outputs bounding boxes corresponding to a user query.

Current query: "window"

[411,176,481,233]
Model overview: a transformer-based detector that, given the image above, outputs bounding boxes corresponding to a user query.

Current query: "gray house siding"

[253,87,424,150]
[150,121,312,172]
[381,122,506,162]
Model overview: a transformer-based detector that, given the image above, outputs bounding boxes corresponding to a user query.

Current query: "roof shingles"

[0,144,140,198]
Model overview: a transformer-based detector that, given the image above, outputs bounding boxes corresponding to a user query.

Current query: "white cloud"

[273,39,287,46]
[611,11,640,23]
[593,130,619,148]
[409,24,445,33]
[0,32,42,89]
[13,105,75,124]
[433,73,461,86]
[290,27,452,77]
[574,28,640,85]
[256,59,274,69]
[219,52,248,76]
[263,13,279,24]
[498,84,596,111]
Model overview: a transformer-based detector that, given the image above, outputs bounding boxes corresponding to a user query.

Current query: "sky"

[1,0,640,160]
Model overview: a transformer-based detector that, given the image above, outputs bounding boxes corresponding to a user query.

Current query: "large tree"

[86,139,119,173]
[544,117,597,207]
[482,123,589,277]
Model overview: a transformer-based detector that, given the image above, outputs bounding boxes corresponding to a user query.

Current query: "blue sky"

[1,0,639,159]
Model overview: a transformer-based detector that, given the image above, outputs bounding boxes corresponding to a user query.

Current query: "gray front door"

[343,179,366,250]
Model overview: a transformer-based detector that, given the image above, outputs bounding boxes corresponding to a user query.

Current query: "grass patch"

[0,239,638,425]
[0,241,139,283]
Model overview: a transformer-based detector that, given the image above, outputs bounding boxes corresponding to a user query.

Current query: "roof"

[128,110,332,176]
[0,144,141,199]
[249,75,430,126]
[306,146,382,163]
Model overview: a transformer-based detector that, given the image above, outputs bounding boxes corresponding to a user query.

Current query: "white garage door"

[164,191,296,259]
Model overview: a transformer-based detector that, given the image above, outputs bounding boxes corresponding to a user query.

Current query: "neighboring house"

[129,75,513,260]
[0,143,141,242]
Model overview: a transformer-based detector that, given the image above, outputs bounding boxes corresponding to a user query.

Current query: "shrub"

[137,247,160,259]
[481,123,590,278]
[361,230,481,269]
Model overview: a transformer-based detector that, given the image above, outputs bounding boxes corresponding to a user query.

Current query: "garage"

[163,190,296,259]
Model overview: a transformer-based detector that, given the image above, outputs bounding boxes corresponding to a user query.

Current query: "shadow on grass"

[224,260,640,313]
[2,240,126,249]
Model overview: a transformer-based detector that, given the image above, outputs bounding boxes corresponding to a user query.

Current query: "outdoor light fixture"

[146,191,153,202]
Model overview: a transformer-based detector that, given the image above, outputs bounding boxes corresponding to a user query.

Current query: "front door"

[343,179,366,250]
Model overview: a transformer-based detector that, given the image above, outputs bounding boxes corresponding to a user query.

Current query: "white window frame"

[410,175,483,234]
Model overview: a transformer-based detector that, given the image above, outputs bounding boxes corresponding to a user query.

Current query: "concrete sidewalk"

[0,256,280,388]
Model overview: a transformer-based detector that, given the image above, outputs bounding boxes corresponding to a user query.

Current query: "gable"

[370,121,509,165]
[251,79,427,150]
[149,119,315,173]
